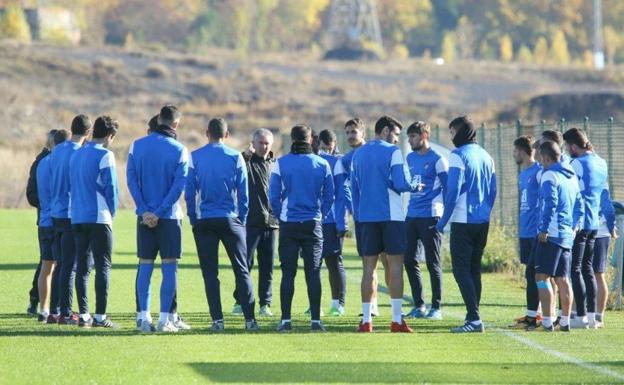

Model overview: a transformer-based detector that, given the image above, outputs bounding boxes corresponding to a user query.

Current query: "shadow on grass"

[0,262,366,271]
[187,361,624,384]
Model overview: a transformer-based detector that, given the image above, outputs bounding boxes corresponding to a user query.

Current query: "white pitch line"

[342,268,624,381]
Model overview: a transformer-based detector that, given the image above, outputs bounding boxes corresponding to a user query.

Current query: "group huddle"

[24,104,614,334]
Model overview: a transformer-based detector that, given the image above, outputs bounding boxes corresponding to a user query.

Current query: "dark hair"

[513,135,534,156]
[539,140,561,162]
[93,116,119,139]
[406,121,430,135]
[207,117,228,139]
[71,114,92,136]
[53,129,71,145]
[291,124,311,142]
[374,115,402,135]
[319,129,336,146]
[449,116,474,132]
[541,130,563,147]
[345,118,365,130]
[47,129,58,141]
[563,127,591,150]
[159,105,181,127]
[148,114,159,133]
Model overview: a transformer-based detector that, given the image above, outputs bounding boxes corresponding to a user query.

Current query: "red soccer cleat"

[58,313,79,325]
[357,321,373,333]
[391,320,413,333]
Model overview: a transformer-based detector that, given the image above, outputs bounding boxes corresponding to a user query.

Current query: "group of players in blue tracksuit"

[25,104,615,334]
[510,128,615,332]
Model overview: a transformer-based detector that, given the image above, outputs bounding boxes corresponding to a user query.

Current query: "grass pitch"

[1,210,624,384]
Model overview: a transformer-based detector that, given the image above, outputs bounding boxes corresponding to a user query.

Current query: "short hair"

[374,115,403,135]
[53,129,70,145]
[406,121,430,135]
[159,105,181,127]
[291,124,311,142]
[93,116,119,139]
[541,130,563,147]
[319,129,337,146]
[207,117,228,139]
[563,127,591,150]
[71,114,92,136]
[345,118,365,131]
[513,135,534,156]
[539,140,561,162]
[47,129,58,142]
[148,114,159,132]
[252,128,273,142]
[449,116,474,132]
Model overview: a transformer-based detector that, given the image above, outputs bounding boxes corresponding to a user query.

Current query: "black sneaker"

[79,317,93,328]
[93,319,119,329]
[276,321,292,332]
[245,320,260,331]
[27,303,38,316]
[450,322,485,333]
[311,321,326,332]
[557,324,570,332]
[524,316,539,331]
[553,316,561,328]
[535,324,554,332]
[37,313,47,322]
[209,320,225,332]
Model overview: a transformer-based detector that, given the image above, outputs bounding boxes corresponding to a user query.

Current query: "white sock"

[40,308,50,317]
[311,320,321,324]
[80,313,91,322]
[362,303,372,323]
[159,312,169,323]
[168,312,178,322]
[560,315,570,327]
[136,311,141,321]
[526,310,538,318]
[542,316,553,328]
[587,313,595,323]
[391,298,403,323]
[94,314,106,322]
[580,315,588,323]
[331,299,340,309]
[140,310,151,322]
[281,319,291,325]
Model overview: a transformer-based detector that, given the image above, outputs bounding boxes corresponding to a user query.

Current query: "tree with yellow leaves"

[533,36,549,65]
[550,29,570,65]
[0,6,31,43]
[499,34,513,62]
[441,32,456,63]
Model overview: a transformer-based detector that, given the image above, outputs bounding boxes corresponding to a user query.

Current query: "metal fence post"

[608,117,614,193]
[583,116,590,136]
[496,122,504,225]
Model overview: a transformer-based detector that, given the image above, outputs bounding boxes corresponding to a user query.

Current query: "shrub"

[145,63,169,78]
[0,6,31,43]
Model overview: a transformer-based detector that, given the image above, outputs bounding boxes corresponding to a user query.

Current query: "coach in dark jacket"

[232,128,279,317]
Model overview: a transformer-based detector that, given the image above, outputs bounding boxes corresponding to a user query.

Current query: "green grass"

[1,209,624,384]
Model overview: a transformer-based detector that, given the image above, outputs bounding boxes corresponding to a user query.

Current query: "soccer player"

[70,116,119,328]
[269,125,334,332]
[25,130,58,315]
[351,115,418,333]
[133,114,183,328]
[49,115,92,325]
[436,116,496,333]
[318,129,348,316]
[36,129,69,322]
[336,118,380,316]
[404,121,448,320]
[127,105,189,333]
[541,130,570,164]
[185,118,258,331]
[563,128,609,329]
[533,140,583,332]
[509,135,542,330]
[593,188,616,328]
[231,128,279,317]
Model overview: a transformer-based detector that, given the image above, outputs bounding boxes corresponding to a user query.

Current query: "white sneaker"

[594,320,604,329]
[172,316,191,330]
[140,319,155,333]
[157,320,179,333]
[571,317,589,329]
